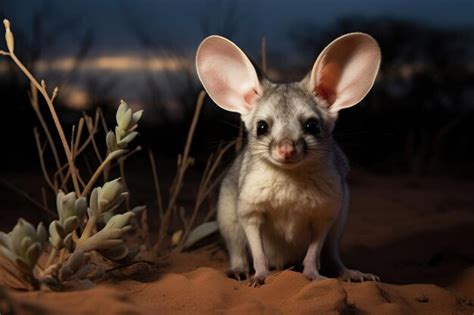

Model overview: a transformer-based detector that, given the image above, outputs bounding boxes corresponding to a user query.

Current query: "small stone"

[415,294,429,303]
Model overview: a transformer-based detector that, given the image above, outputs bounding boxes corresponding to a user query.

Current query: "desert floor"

[1,168,474,314]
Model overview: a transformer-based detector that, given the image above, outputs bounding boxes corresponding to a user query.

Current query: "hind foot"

[338,268,380,282]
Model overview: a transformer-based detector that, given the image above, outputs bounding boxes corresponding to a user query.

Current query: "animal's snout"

[277,139,296,160]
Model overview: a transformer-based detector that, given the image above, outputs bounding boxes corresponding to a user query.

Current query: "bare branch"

[153,91,206,253]
[4,26,81,194]
[33,128,56,191]
[148,150,164,219]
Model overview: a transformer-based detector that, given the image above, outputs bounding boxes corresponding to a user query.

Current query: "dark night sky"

[0,0,473,172]
[3,0,474,55]
[1,0,473,113]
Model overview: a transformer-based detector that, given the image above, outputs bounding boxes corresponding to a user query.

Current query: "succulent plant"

[56,190,87,224]
[49,191,87,251]
[106,100,143,152]
[1,20,149,291]
[77,212,135,256]
[0,219,47,272]
[88,178,129,218]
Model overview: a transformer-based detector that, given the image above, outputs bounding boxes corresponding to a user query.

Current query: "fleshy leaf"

[102,210,114,223]
[183,221,219,249]
[98,178,126,213]
[63,233,73,251]
[118,108,132,131]
[56,190,65,217]
[77,212,134,252]
[132,110,143,124]
[131,205,146,215]
[74,263,94,279]
[117,131,138,148]
[49,221,64,248]
[116,100,128,126]
[0,231,11,249]
[60,250,86,280]
[36,222,47,245]
[60,191,77,222]
[106,130,117,152]
[105,212,134,230]
[25,243,41,268]
[89,187,100,217]
[20,236,33,256]
[100,243,129,261]
[75,197,87,220]
[63,216,79,233]
[10,219,36,255]
[171,230,183,247]
[115,126,123,142]
[0,219,46,273]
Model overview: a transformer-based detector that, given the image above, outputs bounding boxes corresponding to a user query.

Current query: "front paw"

[248,271,269,288]
[226,268,249,281]
[338,268,380,282]
[303,268,328,281]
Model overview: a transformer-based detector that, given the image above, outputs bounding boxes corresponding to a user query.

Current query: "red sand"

[2,257,474,314]
[1,170,474,314]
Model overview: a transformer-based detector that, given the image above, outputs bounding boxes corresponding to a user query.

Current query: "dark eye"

[256,120,269,137]
[304,118,320,135]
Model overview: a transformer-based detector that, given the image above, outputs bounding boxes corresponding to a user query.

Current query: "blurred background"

[1,0,473,175]
[0,0,474,286]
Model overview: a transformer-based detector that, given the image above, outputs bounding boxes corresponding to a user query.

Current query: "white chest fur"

[240,159,341,211]
[236,159,343,267]
[239,160,342,236]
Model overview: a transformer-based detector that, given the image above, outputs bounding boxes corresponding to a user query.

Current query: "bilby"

[195,33,381,286]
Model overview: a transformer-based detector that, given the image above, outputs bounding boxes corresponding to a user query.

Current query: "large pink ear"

[308,32,381,113]
[195,35,261,115]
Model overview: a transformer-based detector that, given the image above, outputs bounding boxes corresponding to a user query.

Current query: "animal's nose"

[277,139,295,160]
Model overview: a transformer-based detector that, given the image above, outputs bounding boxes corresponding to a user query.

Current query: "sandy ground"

[1,169,474,314]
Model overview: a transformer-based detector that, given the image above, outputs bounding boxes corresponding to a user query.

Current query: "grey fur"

[198,34,381,285]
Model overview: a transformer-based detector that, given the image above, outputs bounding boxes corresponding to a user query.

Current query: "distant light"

[61,87,90,109]
[33,55,192,73]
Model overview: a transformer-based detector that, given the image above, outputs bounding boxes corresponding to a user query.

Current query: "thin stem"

[55,125,98,177]
[118,158,127,189]
[41,186,48,209]
[45,247,58,268]
[83,154,94,177]
[59,170,71,191]
[77,215,97,245]
[176,140,235,252]
[81,150,127,197]
[148,150,164,219]
[118,157,130,211]
[153,91,205,253]
[97,107,109,133]
[70,124,76,158]
[59,249,65,264]
[33,128,56,191]
[29,82,65,188]
[141,209,151,249]
[7,49,81,195]
[120,146,141,161]
[74,118,85,155]
[76,170,87,189]
[83,113,103,164]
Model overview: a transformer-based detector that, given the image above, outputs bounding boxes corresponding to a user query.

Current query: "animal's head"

[196,33,381,169]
